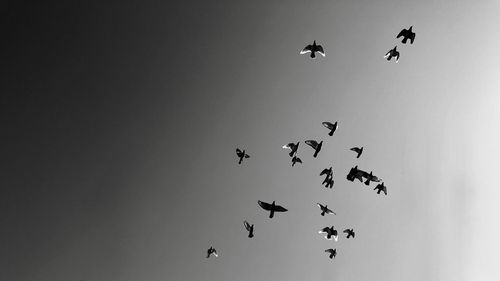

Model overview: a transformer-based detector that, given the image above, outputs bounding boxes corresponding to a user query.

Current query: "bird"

[346,165,364,183]
[325,248,337,259]
[291,155,302,166]
[300,40,325,59]
[283,142,300,157]
[236,148,250,164]
[258,200,288,218]
[322,121,338,136]
[305,140,323,158]
[397,26,415,44]
[364,171,382,186]
[350,147,363,158]
[384,46,400,63]
[207,246,218,258]
[374,182,387,195]
[319,226,339,241]
[243,220,254,238]
[317,203,336,216]
[343,229,355,239]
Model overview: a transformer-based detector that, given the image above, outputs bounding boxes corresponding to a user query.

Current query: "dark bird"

[397,26,415,44]
[243,220,254,238]
[236,148,250,164]
[374,182,388,195]
[300,40,325,59]
[322,121,338,136]
[291,155,302,166]
[364,171,382,186]
[207,246,218,258]
[325,248,337,259]
[283,142,300,157]
[343,229,355,239]
[384,46,400,63]
[317,203,336,216]
[258,200,288,218]
[305,140,323,158]
[319,226,339,241]
[350,147,363,158]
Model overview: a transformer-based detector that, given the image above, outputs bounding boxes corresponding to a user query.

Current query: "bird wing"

[317,203,324,209]
[395,52,400,63]
[273,205,288,212]
[244,154,250,158]
[316,45,326,56]
[294,157,302,163]
[236,149,243,157]
[325,208,336,215]
[305,140,318,149]
[282,143,292,150]
[343,229,350,234]
[325,249,334,253]
[258,200,272,211]
[244,220,251,231]
[397,29,407,38]
[322,122,333,130]
[409,32,415,44]
[384,49,392,58]
[320,168,330,176]
[300,44,313,54]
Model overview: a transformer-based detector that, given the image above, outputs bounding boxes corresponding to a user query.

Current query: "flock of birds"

[206,26,416,262]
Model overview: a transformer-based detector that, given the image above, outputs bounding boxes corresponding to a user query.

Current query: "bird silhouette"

[397,26,415,44]
[374,182,387,195]
[317,203,336,216]
[236,148,250,164]
[322,121,338,136]
[300,40,325,59]
[283,142,300,157]
[319,226,339,241]
[258,200,288,218]
[384,46,400,63]
[364,171,382,186]
[207,246,218,258]
[291,155,302,166]
[305,140,323,158]
[325,248,337,259]
[350,147,363,158]
[343,229,355,239]
[243,220,254,238]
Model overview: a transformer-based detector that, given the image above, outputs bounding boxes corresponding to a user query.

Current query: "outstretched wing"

[305,140,318,149]
[395,52,400,63]
[244,220,251,231]
[282,143,293,150]
[322,122,333,130]
[273,204,288,212]
[293,157,302,163]
[350,147,359,152]
[325,248,334,253]
[343,229,350,234]
[316,45,326,57]
[244,154,250,158]
[236,148,242,156]
[397,29,407,38]
[320,168,330,176]
[300,44,313,54]
[384,49,392,58]
[325,208,336,215]
[258,200,272,211]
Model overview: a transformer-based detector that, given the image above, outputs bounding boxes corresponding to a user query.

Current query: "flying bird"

[207,247,218,258]
[364,171,382,186]
[236,148,250,164]
[343,229,355,239]
[322,121,338,136]
[374,182,387,195]
[317,203,336,216]
[397,26,415,44]
[243,220,254,238]
[384,46,400,63]
[350,147,363,158]
[283,142,300,157]
[319,226,339,241]
[305,140,323,158]
[300,40,325,59]
[258,200,288,218]
[325,248,337,259]
[291,155,302,166]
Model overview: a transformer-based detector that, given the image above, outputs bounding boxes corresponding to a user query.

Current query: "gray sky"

[2,0,500,280]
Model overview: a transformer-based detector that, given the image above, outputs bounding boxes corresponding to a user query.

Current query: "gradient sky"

[2,0,500,281]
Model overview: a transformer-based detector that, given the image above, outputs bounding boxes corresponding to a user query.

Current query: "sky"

[2,0,500,281]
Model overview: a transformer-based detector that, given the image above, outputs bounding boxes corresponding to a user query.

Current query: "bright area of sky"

[2,0,500,281]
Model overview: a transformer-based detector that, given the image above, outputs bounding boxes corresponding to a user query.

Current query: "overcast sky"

[2,0,500,281]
